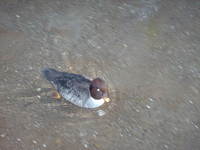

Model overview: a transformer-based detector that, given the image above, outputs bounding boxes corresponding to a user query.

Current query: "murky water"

[0,0,200,149]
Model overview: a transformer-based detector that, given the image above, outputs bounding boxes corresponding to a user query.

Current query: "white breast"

[83,97,105,108]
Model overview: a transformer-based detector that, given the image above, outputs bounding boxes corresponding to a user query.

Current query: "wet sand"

[0,0,200,149]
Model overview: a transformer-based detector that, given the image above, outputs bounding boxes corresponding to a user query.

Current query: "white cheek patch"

[97,88,100,92]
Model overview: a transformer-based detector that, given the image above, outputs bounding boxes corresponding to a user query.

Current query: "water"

[0,0,200,149]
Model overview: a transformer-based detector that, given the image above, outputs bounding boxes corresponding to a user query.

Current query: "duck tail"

[42,68,61,81]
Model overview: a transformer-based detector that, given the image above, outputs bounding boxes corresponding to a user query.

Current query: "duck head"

[89,78,110,102]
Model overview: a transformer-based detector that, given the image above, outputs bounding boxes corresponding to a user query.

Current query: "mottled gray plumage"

[42,68,104,108]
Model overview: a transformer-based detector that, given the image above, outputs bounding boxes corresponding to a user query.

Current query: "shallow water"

[0,0,200,149]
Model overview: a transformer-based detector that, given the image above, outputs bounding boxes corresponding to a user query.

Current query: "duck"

[42,68,110,108]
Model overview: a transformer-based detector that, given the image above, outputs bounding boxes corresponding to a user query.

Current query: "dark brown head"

[89,78,108,100]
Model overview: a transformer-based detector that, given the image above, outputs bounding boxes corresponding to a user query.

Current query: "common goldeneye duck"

[42,68,110,108]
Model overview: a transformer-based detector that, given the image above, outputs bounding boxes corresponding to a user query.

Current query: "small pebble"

[17,138,21,142]
[188,100,193,104]
[174,127,178,131]
[92,131,98,137]
[177,65,183,70]
[42,144,47,148]
[148,97,154,102]
[37,95,41,99]
[0,134,6,138]
[79,131,86,137]
[194,124,199,129]
[97,110,106,116]
[123,43,128,48]
[135,109,140,112]
[185,31,190,36]
[118,6,124,10]
[164,144,169,149]
[16,14,20,18]
[36,88,42,92]
[84,143,88,148]
[32,140,37,144]
[146,105,151,109]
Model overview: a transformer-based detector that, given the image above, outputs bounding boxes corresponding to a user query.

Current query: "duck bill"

[103,97,111,103]
[102,92,110,102]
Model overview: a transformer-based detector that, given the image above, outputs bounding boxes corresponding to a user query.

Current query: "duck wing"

[42,68,91,106]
